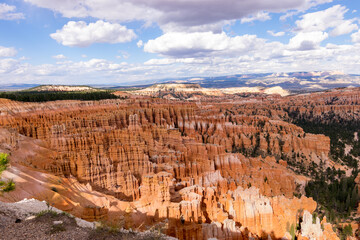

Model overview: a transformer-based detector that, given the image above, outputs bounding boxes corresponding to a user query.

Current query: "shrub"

[2,179,15,192]
[340,224,353,239]
[36,210,59,218]
[0,153,9,173]
[0,153,15,193]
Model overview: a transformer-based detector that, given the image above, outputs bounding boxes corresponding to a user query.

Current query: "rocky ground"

[0,199,172,240]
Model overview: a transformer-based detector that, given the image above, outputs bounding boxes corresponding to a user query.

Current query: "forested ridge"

[0,91,122,102]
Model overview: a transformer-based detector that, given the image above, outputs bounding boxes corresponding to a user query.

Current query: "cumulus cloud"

[267,31,285,37]
[280,11,299,21]
[280,0,333,21]
[0,58,21,74]
[0,46,17,58]
[241,11,271,23]
[302,0,334,10]
[137,40,143,48]
[144,57,207,65]
[50,20,137,47]
[2,42,360,85]
[25,0,332,32]
[4,0,360,85]
[144,32,265,57]
[295,5,358,36]
[285,5,358,51]
[289,31,328,50]
[52,54,67,59]
[330,20,358,37]
[352,30,360,43]
[143,27,339,60]
[0,3,25,20]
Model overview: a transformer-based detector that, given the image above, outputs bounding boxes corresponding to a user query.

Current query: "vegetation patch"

[2,179,15,192]
[282,119,360,237]
[338,224,353,239]
[0,153,15,193]
[305,172,359,224]
[36,210,59,218]
[0,153,9,174]
[0,91,124,102]
[48,223,66,235]
[292,119,360,168]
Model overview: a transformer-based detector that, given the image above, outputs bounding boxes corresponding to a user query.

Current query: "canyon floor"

[0,85,359,239]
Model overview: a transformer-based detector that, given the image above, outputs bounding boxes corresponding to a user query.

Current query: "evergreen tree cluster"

[0,91,123,102]
[293,119,360,168]
[305,173,359,222]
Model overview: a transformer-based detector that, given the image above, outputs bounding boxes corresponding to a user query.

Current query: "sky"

[0,0,360,85]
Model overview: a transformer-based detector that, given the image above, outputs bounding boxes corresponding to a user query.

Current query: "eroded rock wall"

[0,88,353,239]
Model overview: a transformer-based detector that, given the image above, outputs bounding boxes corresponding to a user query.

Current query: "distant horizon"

[0,70,359,87]
[1,70,359,93]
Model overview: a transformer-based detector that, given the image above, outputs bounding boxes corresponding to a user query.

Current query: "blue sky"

[0,0,359,85]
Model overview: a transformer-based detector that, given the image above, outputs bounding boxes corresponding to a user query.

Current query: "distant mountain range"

[26,85,100,92]
[130,83,290,99]
[0,84,39,91]
[1,71,360,92]
[121,71,359,93]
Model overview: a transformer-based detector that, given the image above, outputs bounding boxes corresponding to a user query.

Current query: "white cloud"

[0,3,25,20]
[286,5,358,51]
[117,51,130,59]
[34,64,64,76]
[330,20,358,37]
[289,31,328,50]
[302,0,334,10]
[144,31,264,57]
[70,58,123,71]
[52,54,67,59]
[267,31,285,37]
[352,30,360,43]
[50,20,137,47]
[137,40,143,48]
[241,11,271,23]
[0,58,20,74]
[25,0,332,32]
[161,21,232,34]
[144,58,206,65]
[3,42,360,85]
[0,46,17,58]
[280,0,334,21]
[81,54,87,58]
[144,58,176,65]
[3,0,360,85]
[19,56,29,61]
[280,11,298,21]
[295,5,358,36]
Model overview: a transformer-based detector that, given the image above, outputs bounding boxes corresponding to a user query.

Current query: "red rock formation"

[1,88,357,239]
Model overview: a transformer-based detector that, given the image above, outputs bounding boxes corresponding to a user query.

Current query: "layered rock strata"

[0,88,354,239]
